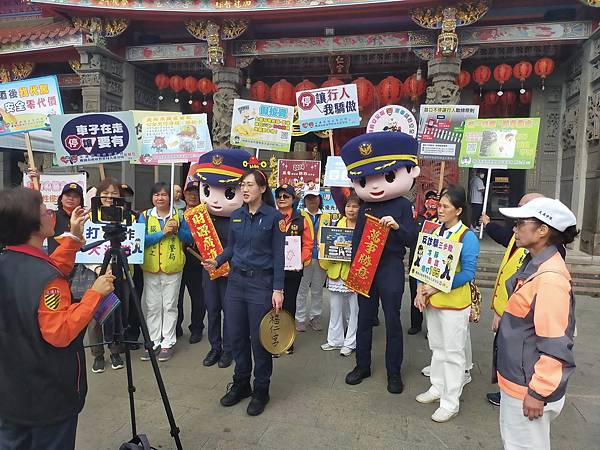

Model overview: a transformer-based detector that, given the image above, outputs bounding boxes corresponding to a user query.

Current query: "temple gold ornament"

[0,62,34,82]
[410,0,490,29]
[71,16,129,39]
[104,18,130,37]
[222,19,249,40]
[437,8,459,56]
[69,60,82,73]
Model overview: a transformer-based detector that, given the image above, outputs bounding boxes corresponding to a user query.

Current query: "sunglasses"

[277,193,292,199]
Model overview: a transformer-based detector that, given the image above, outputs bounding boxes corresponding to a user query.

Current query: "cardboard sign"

[418,105,479,160]
[318,226,353,262]
[459,118,541,169]
[75,223,146,264]
[131,110,181,165]
[284,235,302,271]
[323,155,352,187]
[0,75,63,136]
[23,172,87,210]
[366,105,417,137]
[296,83,361,132]
[409,232,463,293]
[277,159,321,196]
[139,114,212,164]
[230,99,293,152]
[50,112,138,166]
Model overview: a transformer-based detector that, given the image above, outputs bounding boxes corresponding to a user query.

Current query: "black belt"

[232,266,273,278]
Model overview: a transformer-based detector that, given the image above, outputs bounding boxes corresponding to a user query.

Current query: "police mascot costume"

[341,131,420,394]
[194,148,250,368]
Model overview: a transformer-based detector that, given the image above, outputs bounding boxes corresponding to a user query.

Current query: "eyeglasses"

[277,194,292,200]
[514,219,540,228]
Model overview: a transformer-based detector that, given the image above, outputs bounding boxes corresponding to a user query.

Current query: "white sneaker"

[463,370,472,386]
[421,365,431,377]
[321,343,342,351]
[340,346,354,357]
[431,407,458,423]
[416,390,440,404]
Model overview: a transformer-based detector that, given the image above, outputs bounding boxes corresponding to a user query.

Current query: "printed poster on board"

[409,232,463,293]
[418,105,480,161]
[324,155,352,188]
[23,172,87,210]
[139,114,212,164]
[230,99,293,152]
[50,112,138,166]
[284,236,302,271]
[75,223,146,264]
[131,110,181,165]
[458,118,541,169]
[0,75,63,136]
[277,159,321,196]
[318,226,353,262]
[296,83,361,132]
[366,105,417,137]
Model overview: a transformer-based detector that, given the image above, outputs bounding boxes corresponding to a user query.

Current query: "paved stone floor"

[78,287,599,450]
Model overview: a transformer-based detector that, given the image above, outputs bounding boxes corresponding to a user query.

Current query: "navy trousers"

[224,271,273,390]
[177,260,206,335]
[202,271,231,353]
[355,266,405,375]
[0,415,78,450]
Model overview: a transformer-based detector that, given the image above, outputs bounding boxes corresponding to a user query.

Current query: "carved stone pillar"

[212,67,242,147]
[425,57,461,105]
[77,49,124,113]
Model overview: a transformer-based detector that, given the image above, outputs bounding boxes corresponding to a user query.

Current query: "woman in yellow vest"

[138,182,193,362]
[414,185,480,423]
[319,192,361,357]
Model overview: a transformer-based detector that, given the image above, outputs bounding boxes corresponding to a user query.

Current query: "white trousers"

[465,324,473,370]
[295,259,327,322]
[326,290,358,348]
[142,271,183,349]
[426,306,471,413]
[500,390,565,450]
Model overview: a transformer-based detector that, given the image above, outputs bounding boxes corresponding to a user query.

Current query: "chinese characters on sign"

[284,236,302,271]
[277,159,321,196]
[231,99,294,152]
[418,105,480,161]
[131,110,181,165]
[324,155,352,188]
[366,105,417,137]
[22,172,87,210]
[296,83,361,132]
[318,226,354,262]
[184,203,229,280]
[345,214,389,297]
[75,223,145,264]
[0,75,63,136]
[50,112,138,166]
[409,232,463,293]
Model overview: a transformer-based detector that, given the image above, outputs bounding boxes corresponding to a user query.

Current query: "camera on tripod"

[90,196,133,227]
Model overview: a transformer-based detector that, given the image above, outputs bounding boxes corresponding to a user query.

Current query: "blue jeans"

[0,415,78,450]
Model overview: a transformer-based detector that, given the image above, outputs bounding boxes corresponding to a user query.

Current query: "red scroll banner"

[184,203,229,280]
[345,214,389,297]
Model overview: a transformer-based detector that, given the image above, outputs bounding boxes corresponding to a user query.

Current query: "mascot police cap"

[341,131,418,180]
[194,148,251,186]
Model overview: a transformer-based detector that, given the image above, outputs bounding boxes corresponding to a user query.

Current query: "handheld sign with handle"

[24,133,39,190]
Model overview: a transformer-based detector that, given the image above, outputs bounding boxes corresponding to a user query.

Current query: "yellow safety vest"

[141,209,186,274]
[319,216,351,280]
[300,210,332,250]
[491,234,527,316]
[428,224,472,310]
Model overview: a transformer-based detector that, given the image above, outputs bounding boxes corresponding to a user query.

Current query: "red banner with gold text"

[184,203,229,280]
[345,214,389,297]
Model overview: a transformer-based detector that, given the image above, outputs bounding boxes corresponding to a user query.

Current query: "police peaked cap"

[340,131,418,180]
[194,148,251,186]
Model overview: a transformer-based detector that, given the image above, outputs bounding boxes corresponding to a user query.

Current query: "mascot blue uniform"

[194,148,250,368]
[341,131,420,394]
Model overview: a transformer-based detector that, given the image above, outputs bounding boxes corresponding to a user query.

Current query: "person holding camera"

[0,187,115,450]
[138,183,193,362]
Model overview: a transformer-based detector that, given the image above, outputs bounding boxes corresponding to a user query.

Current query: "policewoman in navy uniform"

[203,165,285,416]
[340,132,420,394]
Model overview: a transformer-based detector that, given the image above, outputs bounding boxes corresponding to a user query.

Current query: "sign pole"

[437,160,445,194]
[479,168,492,239]
[169,162,175,217]
[154,166,159,183]
[24,132,39,191]
[328,129,335,157]
[256,148,260,159]
[98,164,106,181]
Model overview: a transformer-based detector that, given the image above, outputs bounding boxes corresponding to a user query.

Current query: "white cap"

[499,197,576,232]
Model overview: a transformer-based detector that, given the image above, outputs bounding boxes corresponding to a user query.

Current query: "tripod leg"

[124,346,137,438]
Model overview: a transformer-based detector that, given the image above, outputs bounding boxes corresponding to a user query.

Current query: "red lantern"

[519,90,532,105]
[483,91,499,106]
[534,57,555,90]
[472,65,491,96]
[271,79,295,106]
[169,75,183,103]
[154,73,169,101]
[405,75,426,101]
[321,77,344,88]
[513,61,533,94]
[250,81,270,102]
[377,76,403,105]
[197,77,214,96]
[353,77,375,110]
[295,79,317,94]
[493,64,512,96]
[498,91,517,117]
[183,76,197,104]
[456,70,471,90]
[191,99,202,113]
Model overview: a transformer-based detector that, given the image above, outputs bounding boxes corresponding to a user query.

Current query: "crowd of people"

[0,140,578,449]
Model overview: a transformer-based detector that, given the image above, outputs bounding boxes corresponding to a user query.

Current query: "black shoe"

[285,345,294,355]
[407,326,422,335]
[127,342,141,351]
[487,392,501,406]
[176,326,184,338]
[247,388,270,416]
[189,333,203,344]
[387,373,404,394]
[345,366,371,385]
[220,381,252,407]
[218,352,233,368]
[372,317,380,327]
[110,353,125,370]
[203,349,222,367]
[92,355,105,373]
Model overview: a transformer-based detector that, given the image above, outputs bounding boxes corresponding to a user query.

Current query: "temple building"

[1,0,600,254]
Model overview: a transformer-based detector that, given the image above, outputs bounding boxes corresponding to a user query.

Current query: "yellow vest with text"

[428,224,472,310]
[141,209,186,274]
[491,234,527,316]
[319,216,351,281]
